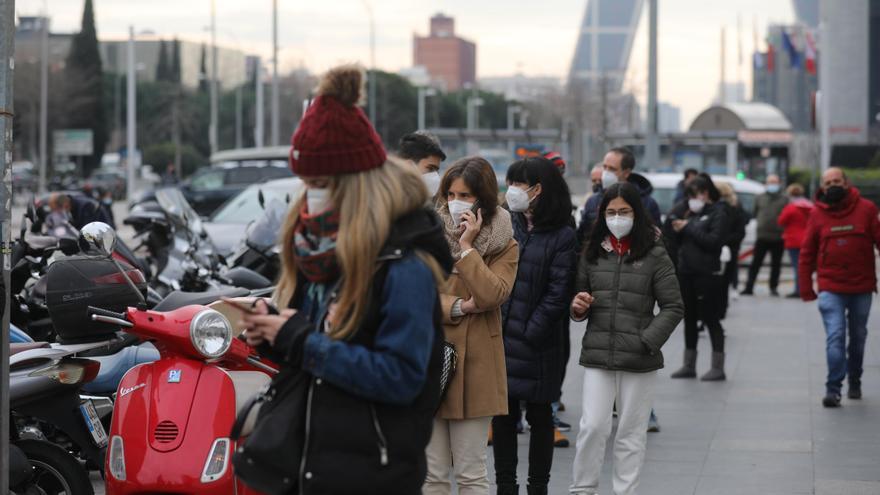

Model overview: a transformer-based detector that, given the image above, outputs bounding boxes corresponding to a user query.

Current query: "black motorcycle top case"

[46,255,147,343]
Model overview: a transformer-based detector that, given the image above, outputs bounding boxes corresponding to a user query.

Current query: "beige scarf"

[438,204,513,259]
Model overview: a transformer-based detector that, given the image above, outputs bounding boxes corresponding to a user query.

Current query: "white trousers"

[423,416,492,495]
[570,368,656,495]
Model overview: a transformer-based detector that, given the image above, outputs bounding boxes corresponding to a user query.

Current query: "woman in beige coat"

[424,156,519,495]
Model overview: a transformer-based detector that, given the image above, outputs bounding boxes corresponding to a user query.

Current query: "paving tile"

[815,479,880,495]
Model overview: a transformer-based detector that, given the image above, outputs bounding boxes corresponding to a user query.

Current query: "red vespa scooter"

[77,222,277,495]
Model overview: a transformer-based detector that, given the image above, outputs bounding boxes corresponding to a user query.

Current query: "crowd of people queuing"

[237,64,877,495]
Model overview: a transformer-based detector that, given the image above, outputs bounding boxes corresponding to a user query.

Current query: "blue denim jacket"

[300,253,437,406]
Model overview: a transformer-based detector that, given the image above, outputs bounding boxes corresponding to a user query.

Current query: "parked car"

[203,176,303,257]
[85,168,127,199]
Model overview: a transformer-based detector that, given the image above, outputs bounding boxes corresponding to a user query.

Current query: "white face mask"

[448,199,474,227]
[306,188,332,214]
[422,171,441,196]
[606,215,634,239]
[688,198,706,213]
[505,185,533,213]
[601,170,619,190]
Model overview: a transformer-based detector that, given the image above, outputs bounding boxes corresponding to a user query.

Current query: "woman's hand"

[671,219,688,232]
[571,291,595,319]
[242,300,297,347]
[460,297,482,315]
[459,208,483,251]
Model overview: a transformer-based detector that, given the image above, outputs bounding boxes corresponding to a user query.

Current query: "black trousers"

[680,274,725,352]
[745,239,785,291]
[492,398,554,487]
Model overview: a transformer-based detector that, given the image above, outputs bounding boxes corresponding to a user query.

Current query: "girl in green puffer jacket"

[569,182,684,495]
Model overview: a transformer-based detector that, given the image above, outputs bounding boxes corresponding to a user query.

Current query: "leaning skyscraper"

[568,0,645,93]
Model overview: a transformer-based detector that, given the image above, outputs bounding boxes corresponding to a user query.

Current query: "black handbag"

[230,367,310,495]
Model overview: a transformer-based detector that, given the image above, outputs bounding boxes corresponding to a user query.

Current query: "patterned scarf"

[293,206,341,283]
[437,204,514,260]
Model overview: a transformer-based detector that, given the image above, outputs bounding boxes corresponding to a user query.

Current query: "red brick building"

[413,14,476,91]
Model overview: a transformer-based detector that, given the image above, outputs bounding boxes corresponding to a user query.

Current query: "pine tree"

[64,0,107,172]
[155,39,170,82]
[171,38,182,85]
[198,43,209,93]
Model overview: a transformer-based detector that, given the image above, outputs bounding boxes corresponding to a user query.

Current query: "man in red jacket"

[799,167,880,407]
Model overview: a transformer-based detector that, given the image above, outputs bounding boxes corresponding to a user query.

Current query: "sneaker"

[553,428,570,448]
[647,411,660,433]
[848,386,862,400]
[822,394,842,408]
[770,289,780,297]
[786,292,799,299]
[553,416,571,432]
[740,289,754,296]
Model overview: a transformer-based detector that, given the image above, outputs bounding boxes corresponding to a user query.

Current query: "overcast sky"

[25,0,795,126]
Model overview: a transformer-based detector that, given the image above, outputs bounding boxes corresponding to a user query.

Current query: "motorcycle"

[72,222,277,494]
[10,338,117,495]
[125,188,271,296]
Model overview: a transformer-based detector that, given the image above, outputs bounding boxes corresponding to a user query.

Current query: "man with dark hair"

[576,147,662,245]
[398,131,447,196]
[674,168,699,203]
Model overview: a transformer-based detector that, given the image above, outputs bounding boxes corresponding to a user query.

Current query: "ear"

[532,183,543,197]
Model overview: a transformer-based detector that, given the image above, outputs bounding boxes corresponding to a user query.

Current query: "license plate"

[80,400,108,448]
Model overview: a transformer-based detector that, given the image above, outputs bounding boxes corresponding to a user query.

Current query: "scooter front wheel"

[16,439,94,495]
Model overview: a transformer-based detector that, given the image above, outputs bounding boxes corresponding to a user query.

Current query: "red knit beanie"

[289,65,386,177]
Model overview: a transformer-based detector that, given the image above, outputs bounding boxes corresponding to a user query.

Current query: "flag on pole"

[781,29,801,68]
[805,30,817,75]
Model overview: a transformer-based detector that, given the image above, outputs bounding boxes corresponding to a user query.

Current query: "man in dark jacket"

[799,168,880,408]
[576,147,662,246]
[741,174,787,296]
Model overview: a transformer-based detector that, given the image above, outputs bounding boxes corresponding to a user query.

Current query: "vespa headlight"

[190,309,233,359]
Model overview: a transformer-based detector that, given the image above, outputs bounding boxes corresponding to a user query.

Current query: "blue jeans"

[788,248,800,293]
[817,292,871,395]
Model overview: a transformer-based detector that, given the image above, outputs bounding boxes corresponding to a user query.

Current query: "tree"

[64,0,108,173]
[171,38,182,84]
[155,39,170,82]
[198,44,209,93]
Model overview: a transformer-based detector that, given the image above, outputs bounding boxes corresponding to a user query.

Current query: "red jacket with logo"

[778,198,814,249]
[799,188,880,298]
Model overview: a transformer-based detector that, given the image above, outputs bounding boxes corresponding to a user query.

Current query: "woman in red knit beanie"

[240,65,454,495]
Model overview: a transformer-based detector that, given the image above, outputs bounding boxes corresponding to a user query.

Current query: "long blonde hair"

[275,157,444,340]
[715,181,738,207]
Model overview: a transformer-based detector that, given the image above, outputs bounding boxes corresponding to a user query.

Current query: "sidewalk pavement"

[488,283,880,495]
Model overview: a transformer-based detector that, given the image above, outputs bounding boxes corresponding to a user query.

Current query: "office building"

[413,14,476,91]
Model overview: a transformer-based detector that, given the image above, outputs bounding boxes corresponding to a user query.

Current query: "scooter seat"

[153,288,251,312]
[10,342,50,355]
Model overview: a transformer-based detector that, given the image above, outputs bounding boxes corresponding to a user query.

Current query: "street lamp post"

[417,87,436,130]
[38,7,48,193]
[255,58,264,148]
[363,0,377,123]
[466,96,484,130]
[270,0,280,146]
[209,0,219,155]
[126,26,137,202]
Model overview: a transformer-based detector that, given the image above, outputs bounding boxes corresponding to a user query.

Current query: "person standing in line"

[425,156,519,495]
[398,130,447,197]
[239,65,453,494]
[589,164,603,194]
[569,182,683,495]
[576,147,662,247]
[715,182,749,318]
[778,183,813,298]
[492,157,576,495]
[799,167,880,408]
[741,174,788,296]
[669,175,730,381]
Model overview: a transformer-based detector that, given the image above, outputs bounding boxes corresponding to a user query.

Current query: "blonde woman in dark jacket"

[569,182,683,495]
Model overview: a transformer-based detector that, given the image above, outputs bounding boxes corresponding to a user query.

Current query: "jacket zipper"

[369,404,389,466]
[298,380,315,494]
[609,254,623,366]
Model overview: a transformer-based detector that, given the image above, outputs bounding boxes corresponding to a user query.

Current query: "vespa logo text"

[62,291,94,302]
[120,383,146,397]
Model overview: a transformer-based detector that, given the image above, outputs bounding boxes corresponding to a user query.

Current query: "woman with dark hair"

[492,157,576,495]
[425,156,519,495]
[569,182,683,495]
[669,175,731,381]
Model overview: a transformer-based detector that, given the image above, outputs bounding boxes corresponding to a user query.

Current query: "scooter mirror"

[79,222,118,256]
[258,189,265,210]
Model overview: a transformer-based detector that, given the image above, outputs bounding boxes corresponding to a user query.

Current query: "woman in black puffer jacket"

[494,157,577,495]
[668,175,731,382]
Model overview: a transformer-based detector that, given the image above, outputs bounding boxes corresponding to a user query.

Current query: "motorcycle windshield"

[155,187,204,234]
[247,198,288,250]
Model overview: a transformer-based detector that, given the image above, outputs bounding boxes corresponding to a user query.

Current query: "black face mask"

[824,186,848,204]
[592,183,602,194]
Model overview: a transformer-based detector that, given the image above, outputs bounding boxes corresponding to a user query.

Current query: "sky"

[24,0,796,126]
